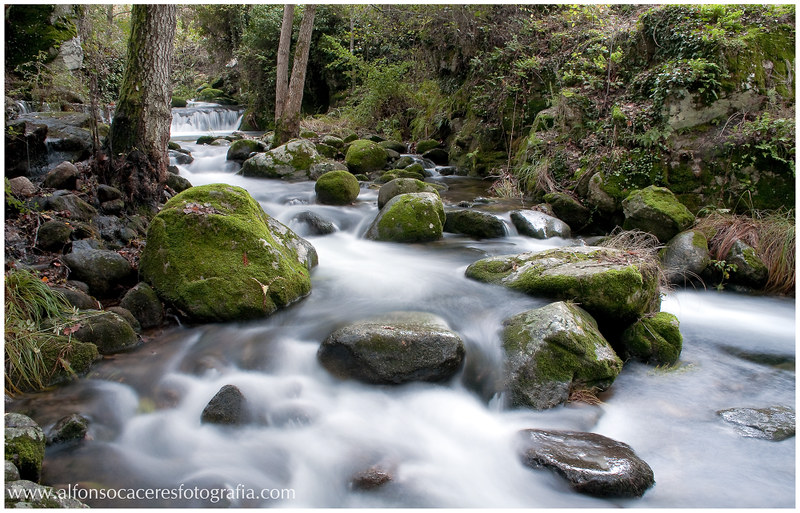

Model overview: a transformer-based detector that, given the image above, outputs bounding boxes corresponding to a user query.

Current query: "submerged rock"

[350,465,394,491]
[318,311,465,384]
[140,184,314,322]
[622,186,694,243]
[502,302,622,410]
[466,246,660,329]
[291,211,336,236]
[660,230,710,284]
[444,209,506,239]
[717,406,795,441]
[201,385,249,426]
[510,210,572,239]
[365,192,445,243]
[4,413,45,482]
[46,414,89,445]
[518,428,655,497]
[620,312,683,365]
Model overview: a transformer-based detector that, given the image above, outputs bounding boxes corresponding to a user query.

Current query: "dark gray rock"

[444,209,506,239]
[725,239,768,289]
[46,194,97,222]
[18,112,93,164]
[5,120,48,178]
[393,156,415,170]
[291,211,336,236]
[120,282,164,329]
[350,465,394,491]
[43,161,79,190]
[70,311,139,354]
[318,311,465,385]
[100,199,125,215]
[717,406,795,441]
[421,148,449,165]
[108,306,142,333]
[660,230,710,284]
[97,184,123,203]
[379,140,407,153]
[543,192,591,232]
[201,385,248,425]
[166,172,193,193]
[46,414,89,445]
[4,413,45,482]
[63,248,134,297]
[50,286,98,310]
[226,139,267,161]
[169,149,194,165]
[518,429,655,497]
[36,220,72,251]
[70,239,103,253]
[510,210,571,239]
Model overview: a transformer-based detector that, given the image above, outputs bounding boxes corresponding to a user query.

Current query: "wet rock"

[444,209,506,239]
[345,139,388,174]
[622,186,694,243]
[166,172,193,193]
[350,465,394,491]
[46,193,97,222]
[620,312,683,365]
[365,192,445,243]
[543,192,591,231]
[393,156,415,169]
[63,248,134,297]
[201,385,248,425]
[315,170,360,205]
[717,406,795,441]
[4,413,45,482]
[725,239,768,289]
[316,142,338,158]
[660,230,710,284]
[46,414,89,445]
[226,138,267,161]
[415,139,441,154]
[36,220,72,251]
[318,311,465,385]
[291,211,336,236]
[518,428,655,497]
[43,161,79,190]
[378,166,426,183]
[377,178,441,209]
[169,149,194,165]
[18,112,94,164]
[240,139,323,180]
[70,311,138,354]
[5,460,20,482]
[421,148,449,165]
[7,176,37,197]
[5,480,89,508]
[510,210,571,239]
[502,302,622,409]
[119,282,164,329]
[50,286,98,310]
[140,184,314,322]
[466,246,660,330]
[40,337,99,386]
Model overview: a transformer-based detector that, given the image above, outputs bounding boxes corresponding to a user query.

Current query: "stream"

[7,105,795,508]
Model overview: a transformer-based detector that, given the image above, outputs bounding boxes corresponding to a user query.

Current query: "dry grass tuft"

[598,228,668,292]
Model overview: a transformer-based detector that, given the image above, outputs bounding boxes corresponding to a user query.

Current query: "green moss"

[367,193,445,243]
[621,312,683,365]
[346,140,389,174]
[416,139,441,154]
[41,338,99,385]
[315,170,360,205]
[171,97,188,108]
[197,88,225,102]
[4,414,46,482]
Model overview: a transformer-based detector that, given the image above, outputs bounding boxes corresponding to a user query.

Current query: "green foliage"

[634,58,724,111]
[725,113,795,175]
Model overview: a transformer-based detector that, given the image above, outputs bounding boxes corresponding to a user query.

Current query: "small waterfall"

[171,103,243,137]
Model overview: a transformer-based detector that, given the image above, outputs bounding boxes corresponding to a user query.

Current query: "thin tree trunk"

[275,4,294,122]
[104,4,176,209]
[275,4,316,145]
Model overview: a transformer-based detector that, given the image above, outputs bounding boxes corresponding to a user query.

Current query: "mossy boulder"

[308,159,349,180]
[171,96,188,108]
[321,135,344,148]
[140,184,315,322]
[226,139,267,162]
[315,142,339,158]
[543,192,591,232]
[43,193,97,222]
[318,311,465,384]
[502,302,623,410]
[378,166,426,183]
[510,210,572,239]
[315,170,360,205]
[4,413,45,482]
[659,230,710,284]
[622,186,695,243]
[377,178,440,209]
[240,139,323,180]
[444,209,506,239]
[345,139,388,174]
[69,311,138,354]
[620,312,683,365]
[379,140,407,153]
[725,239,769,289]
[166,172,193,193]
[466,246,660,330]
[365,192,445,243]
[40,336,99,386]
[393,156,415,169]
[416,139,441,154]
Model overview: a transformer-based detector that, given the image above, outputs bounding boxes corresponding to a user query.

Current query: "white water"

[170,103,243,138]
[12,113,795,508]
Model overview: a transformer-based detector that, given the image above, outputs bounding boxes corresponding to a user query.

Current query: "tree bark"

[274,4,316,146]
[104,4,176,209]
[275,4,295,122]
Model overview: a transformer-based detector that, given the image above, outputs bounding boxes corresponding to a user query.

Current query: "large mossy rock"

[502,302,623,410]
[510,210,572,239]
[377,178,440,209]
[443,209,506,239]
[240,139,322,180]
[315,170,360,205]
[365,192,445,243]
[4,413,45,482]
[466,246,660,329]
[140,184,315,322]
[70,311,138,354]
[620,312,683,365]
[622,186,695,243]
[318,311,465,384]
[226,138,266,161]
[517,429,655,497]
[62,249,134,298]
[345,139,388,174]
[660,230,710,284]
[415,139,441,154]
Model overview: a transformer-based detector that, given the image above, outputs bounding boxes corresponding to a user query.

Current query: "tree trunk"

[274,4,295,122]
[274,4,316,146]
[103,4,176,209]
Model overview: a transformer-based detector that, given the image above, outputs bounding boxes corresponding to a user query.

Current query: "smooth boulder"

[315,170,360,205]
[240,139,322,180]
[510,210,571,239]
[622,186,694,243]
[377,178,440,209]
[318,311,465,384]
[63,249,134,297]
[717,406,795,441]
[725,239,768,289]
[226,138,266,161]
[502,302,623,409]
[660,230,710,284]
[345,139,388,174]
[365,192,445,243]
[444,209,506,239]
[140,184,315,322]
[119,282,164,329]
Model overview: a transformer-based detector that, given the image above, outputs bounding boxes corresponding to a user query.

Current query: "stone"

[365,192,445,243]
[17,112,94,164]
[350,465,393,491]
[169,149,194,165]
[40,338,99,386]
[620,312,683,365]
[518,429,655,497]
[63,249,134,297]
[50,286,97,310]
[4,413,45,482]
[44,162,78,191]
[415,139,441,154]
[140,184,315,322]
[510,210,572,239]
[46,193,97,222]
[5,120,48,178]
[119,282,164,329]
[315,170,360,205]
[166,172,193,193]
[377,178,440,209]
[421,148,449,165]
[717,406,795,441]
[36,220,72,251]
[7,176,37,197]
[201,385,248,425]
[318,311,465,385]
[100,199,124,215]
[586,172,618,215]
[291,211,336,236]
[466,246,660,330]
[96,184,122,203]
[308,159,348,181]
[345,139,388,174]
[379,140,407,153]
[660,230,710,284]
[316,142,338,158]
[393,156,415,169]
[726,239,768,289]
[444,209,506,239]
[226,138,266,161]
[502,302,623,409]
[107,306,141,333]
[543,192,591,232]
[70,311,139,354]
[6,460,20,482]
[622,186,695,243]
[240,139,323,180]
[46,414,89,445]
[321,135,344,148]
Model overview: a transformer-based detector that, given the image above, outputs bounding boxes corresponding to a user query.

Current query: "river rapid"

[8,106,795,508]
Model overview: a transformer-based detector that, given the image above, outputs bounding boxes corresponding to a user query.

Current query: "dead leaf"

[243,251,249,266]
[63,323,82,336]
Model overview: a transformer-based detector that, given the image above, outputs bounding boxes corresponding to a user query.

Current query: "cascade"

[171,102,244,137]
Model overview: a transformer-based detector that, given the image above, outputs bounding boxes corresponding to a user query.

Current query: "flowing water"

[8,106,795,508]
